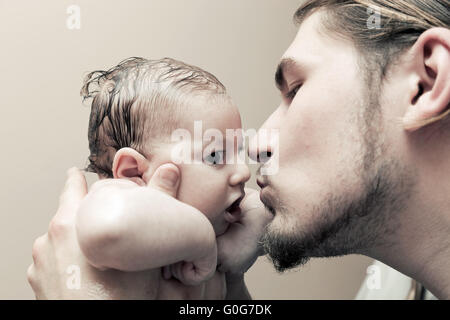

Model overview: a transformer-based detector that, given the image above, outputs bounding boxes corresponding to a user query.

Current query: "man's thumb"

[147,163,180,198]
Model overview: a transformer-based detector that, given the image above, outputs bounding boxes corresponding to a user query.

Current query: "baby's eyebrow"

[203,136,225,150]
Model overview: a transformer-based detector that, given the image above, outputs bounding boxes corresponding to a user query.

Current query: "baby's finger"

[162,265,172,280]
[170,263,181,281]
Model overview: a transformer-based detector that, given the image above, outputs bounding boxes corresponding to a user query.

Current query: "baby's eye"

[204,150,225,165]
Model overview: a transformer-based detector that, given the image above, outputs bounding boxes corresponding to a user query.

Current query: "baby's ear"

[112,147,149,186]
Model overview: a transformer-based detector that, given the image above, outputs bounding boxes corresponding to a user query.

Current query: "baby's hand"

[216,188,273,275]
[162,243,218,286]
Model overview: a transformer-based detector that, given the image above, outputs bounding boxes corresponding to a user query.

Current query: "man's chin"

[265,244,311,273]
[261,224,311,273]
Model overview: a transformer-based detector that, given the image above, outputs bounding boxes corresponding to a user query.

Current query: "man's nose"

[248,122,278,165]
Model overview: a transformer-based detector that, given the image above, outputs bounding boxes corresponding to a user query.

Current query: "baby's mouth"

[216,223,230,237]
[224,196,243,223]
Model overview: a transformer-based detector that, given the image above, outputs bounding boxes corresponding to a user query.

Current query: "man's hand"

[27,165,186,299]
[27,167,109,299]
[216,188,273,275]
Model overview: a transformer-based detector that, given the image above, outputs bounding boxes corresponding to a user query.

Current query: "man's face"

[251,12,413,271]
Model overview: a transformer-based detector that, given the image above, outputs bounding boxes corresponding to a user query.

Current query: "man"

[28,0,450,299]
[253,0,450,299]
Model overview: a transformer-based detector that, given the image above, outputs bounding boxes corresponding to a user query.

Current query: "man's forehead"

[282,11,326,61]
[276,10,353,88]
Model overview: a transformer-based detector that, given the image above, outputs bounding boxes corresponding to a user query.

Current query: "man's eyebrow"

[275,58,302,91]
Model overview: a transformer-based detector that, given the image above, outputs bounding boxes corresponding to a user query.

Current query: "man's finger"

[147,163,180,198]
[57,167,88,218]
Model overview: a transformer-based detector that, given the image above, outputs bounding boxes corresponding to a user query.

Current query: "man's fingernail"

[159,168,178,188]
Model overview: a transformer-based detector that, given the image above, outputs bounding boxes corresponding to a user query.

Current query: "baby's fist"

[216,188,273,275]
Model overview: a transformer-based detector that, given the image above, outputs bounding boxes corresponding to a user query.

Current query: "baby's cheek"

[177,178,217,214]
[195,189,224,218]
[177,185,203,210]
[175,165,204,204]
[176,165,229,227]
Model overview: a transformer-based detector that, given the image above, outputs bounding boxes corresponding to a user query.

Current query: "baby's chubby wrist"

[184,207,217,258]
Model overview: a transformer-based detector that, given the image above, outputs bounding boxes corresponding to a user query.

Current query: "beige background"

[0,0,373,299]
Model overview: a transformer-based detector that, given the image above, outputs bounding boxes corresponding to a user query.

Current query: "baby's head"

[82,57,250,236]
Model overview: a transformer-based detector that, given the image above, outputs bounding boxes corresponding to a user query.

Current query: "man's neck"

[365,189,450,299]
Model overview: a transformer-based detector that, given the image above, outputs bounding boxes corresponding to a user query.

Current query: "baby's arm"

[75,178,217,284]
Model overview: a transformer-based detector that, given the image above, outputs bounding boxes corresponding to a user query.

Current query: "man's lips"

[257,177,267,189]
[257,177,275,213]
[259,187,276,216]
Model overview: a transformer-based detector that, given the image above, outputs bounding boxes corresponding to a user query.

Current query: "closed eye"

[284,84,302,101]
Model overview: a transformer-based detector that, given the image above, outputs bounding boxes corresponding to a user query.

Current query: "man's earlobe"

[112,147,149,186]
[403,28,450,131]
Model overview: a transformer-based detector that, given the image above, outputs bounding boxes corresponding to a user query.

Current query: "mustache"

[259,185,280,217]
[260,195,275,216]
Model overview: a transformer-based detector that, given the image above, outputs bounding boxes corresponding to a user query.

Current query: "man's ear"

[112,147,150,186]
[403,28,450,131]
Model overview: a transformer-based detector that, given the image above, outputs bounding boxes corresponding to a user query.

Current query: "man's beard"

[260,90,415,273]
[261,162,413,272]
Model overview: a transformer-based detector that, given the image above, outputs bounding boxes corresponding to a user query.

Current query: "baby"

[75,57,269,299]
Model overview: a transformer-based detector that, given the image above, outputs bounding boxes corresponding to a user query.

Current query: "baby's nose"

[229,164,251,186]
